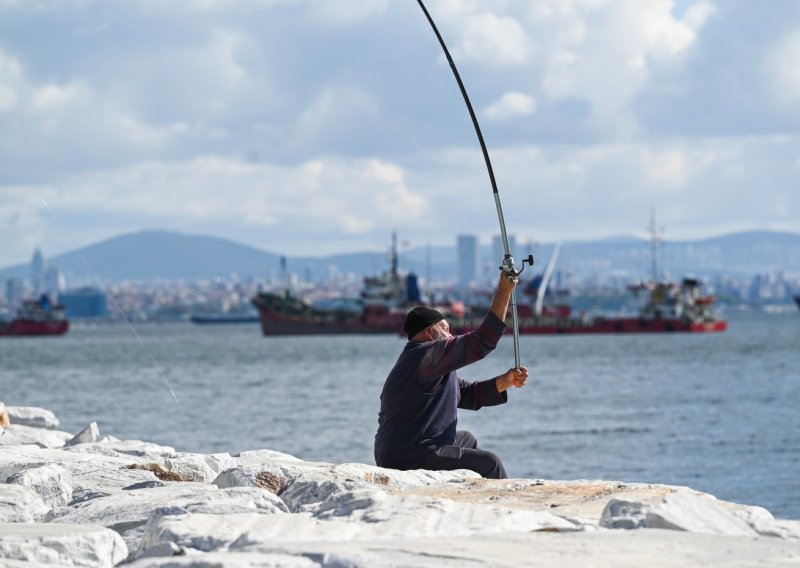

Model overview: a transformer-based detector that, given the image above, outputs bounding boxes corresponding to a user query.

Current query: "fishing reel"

[500,253,534,281]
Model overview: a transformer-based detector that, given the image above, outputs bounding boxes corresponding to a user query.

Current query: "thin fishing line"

[41,199,194,442]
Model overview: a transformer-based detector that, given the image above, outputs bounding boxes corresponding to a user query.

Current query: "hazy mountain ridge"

[2,229,799,284]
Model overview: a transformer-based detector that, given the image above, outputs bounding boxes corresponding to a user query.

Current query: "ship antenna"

[415,0,533,369]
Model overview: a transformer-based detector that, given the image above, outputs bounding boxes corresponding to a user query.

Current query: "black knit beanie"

[403,306,445,339]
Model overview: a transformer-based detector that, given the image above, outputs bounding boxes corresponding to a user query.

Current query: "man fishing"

[374,271,528,479]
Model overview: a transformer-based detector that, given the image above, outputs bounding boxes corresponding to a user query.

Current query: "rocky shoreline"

[0,404,798,567]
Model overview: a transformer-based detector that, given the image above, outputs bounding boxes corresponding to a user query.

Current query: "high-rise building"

[457,235,479,287]
[44,266,66,296]
[31,248,46,296]
[492,234,517,267]
[5,279,25,308]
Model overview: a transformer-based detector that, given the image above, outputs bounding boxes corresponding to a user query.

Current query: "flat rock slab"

[0,523,128,566]
[5,406,60,429]
[0,425,73,448]
[388,478,675,522]
[0,445,159,493]
[126,530,800,568]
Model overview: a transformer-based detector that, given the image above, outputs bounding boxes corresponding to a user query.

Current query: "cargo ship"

[252,234,461,336]
[450,227,726,334]
[449,277,727,335]
[0,295,70,337]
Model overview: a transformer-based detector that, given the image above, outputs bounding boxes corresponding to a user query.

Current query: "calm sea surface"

[1,311,798,518]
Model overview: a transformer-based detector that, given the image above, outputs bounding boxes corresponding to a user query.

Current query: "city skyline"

[2,1,800,267]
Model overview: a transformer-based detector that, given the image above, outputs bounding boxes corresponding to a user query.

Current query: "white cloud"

[485,91,536,120]
[0,0,798,268]
[0,49,22,111]
[767,31,800,105]
[308,0,389,24]
[36,155,427,231]
[457,11,533,66]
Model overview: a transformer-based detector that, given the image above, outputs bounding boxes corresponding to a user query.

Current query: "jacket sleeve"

[457,377,508,410]
[417,312,507,381]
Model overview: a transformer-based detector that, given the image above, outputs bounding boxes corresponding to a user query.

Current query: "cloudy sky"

[1,0,799,267]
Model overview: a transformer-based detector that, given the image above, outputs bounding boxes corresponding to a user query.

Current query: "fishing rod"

[415,0,533,369]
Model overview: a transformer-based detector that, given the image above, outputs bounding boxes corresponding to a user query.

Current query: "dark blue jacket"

[374,312,507,466]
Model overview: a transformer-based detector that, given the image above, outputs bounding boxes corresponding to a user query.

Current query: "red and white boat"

[449,277,726,335]
[0,295,70,337]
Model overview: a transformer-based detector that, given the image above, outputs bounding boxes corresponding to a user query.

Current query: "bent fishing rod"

[416,0,533,369]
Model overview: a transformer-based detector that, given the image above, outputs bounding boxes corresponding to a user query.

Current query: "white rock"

[213,465,305,493]
[6,406,60,429]
[278,465,479,514]
[52,483,287,554]
[127,550,319,567]
[65,438,177,460]
[328,462,480,488]
[601,489,760,537]
[140,491,576,554]
[0,485,49,522]
[6,463,73,508]
[163,453,238,483]
[0,445,158,494]
[0,424,73,448]
[125,530,800,568]
[236,448,304,464]
[279,474,378,514]
[50,483,218,531]
[65,421,100,446]
[0,523,127,566]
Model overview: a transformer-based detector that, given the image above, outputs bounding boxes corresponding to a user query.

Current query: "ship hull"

[252,293,403,336]
[0,319,70,337]
[191,314,260,324]
[254,308,399,335]
[451,317,727,335]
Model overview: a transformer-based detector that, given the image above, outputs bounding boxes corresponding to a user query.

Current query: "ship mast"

[390,231,399,283]
[648,209,662,283]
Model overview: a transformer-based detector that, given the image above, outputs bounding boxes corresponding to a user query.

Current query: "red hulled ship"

[449,277,727,335]
[0,295,70,337]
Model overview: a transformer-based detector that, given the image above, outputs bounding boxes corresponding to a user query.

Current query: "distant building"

[59,287,108,318]
[31,248,45,296]
[44,266,66,296]
[5,279,25,308]
[457,235,479,287]
[492,234,517,266]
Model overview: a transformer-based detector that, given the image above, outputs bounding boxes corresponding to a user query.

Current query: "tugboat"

[0,295,70,337]
[252,234,458,336]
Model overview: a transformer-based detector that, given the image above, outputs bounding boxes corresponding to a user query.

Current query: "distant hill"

[1,229,799,285]
[0,231,282,283]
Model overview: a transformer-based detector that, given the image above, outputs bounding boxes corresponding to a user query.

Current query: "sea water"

[1,311,798,518]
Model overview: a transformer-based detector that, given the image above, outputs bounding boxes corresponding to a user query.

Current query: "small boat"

[0,295,69,337]
[794,295,800,311]
[190,311,260,324]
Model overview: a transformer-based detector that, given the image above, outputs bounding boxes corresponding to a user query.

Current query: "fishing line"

[41,199,194,444]
[415,0,533,369]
